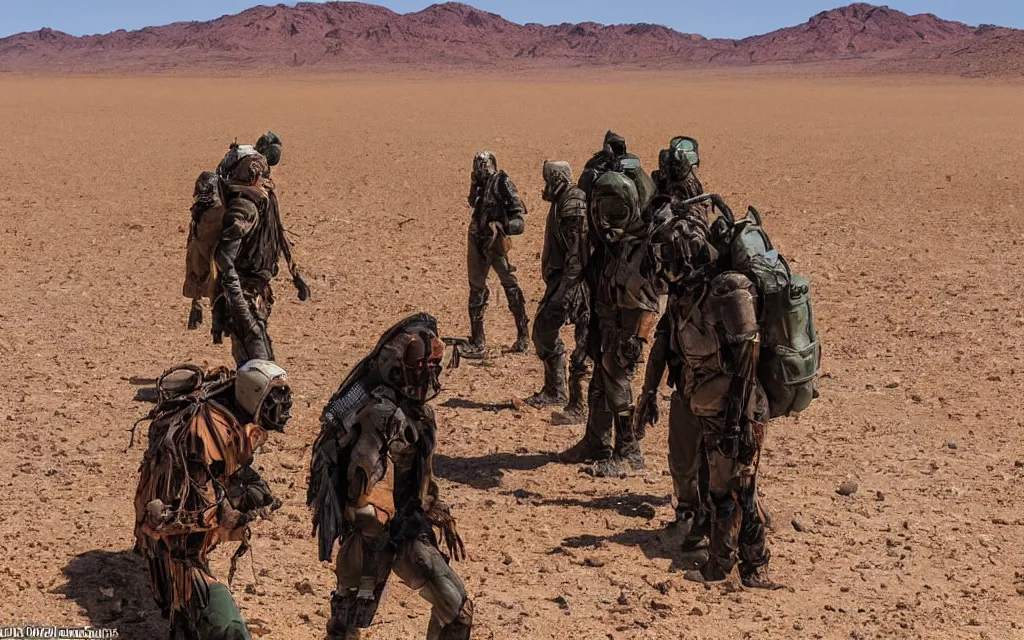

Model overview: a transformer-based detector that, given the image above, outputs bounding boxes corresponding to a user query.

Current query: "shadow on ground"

[533,492,671,519]
[439,397,518,413]
[560,527,708,574]
[434,452,555,490]
[60,549,165,636]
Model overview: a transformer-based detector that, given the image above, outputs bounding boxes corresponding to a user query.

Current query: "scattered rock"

[885,382,900,389]
[837,481,858,496]
[910,394,923,403]
[968,618,981,627]
[1014,460,1024,468]
[294,579,314,595]
[550,595,569,610]
[689,607,704,616]
[792,519,805,532]
[875,490,885,502]
[245,584,257,595]
[946,442,958,450]
[617,590,629,605]
[649,598,672,611]
[502,553,516,566]
[635,503,657,519]
[583,557,605,568]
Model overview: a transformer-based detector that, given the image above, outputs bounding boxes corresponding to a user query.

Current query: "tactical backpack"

[590,170,644,244]
[613,156,656,214]
[684,194,820,418]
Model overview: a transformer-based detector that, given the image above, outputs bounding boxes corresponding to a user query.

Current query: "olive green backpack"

[685,194,820,418]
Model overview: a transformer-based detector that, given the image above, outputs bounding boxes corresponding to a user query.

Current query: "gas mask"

[473,151,497,182]
[541,160,572,202]
[236,360,292,432]
[254,131,282,168]
[377,326,445,402]
[649,212,718,285]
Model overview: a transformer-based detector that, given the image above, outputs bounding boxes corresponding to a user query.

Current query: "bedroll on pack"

[682,194,821,418]
[183,172,226,301]
[613,156,656,213]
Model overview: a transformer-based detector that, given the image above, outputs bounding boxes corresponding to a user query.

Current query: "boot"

[461,309,486,360]
[672,506,710,551]
[558,434,606,464]
[740,564,784,590]
[505,286,530,353]
[613,411,645,471]
[552,369,586,425]
[525,354,568,408]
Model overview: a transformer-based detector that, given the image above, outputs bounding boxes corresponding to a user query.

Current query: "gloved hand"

[634,389,660,439]
[427,501,466,562]
[187,299,203,330]
[293,273,311,301]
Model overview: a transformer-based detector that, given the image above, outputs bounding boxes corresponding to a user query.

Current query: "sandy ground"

[1,71,1023,639]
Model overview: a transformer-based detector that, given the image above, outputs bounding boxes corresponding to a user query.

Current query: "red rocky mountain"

[0,2,1019,75]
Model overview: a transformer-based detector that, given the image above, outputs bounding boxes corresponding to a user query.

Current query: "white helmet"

[236,359,292,431]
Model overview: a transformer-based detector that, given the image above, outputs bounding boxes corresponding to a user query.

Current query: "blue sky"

[1,0,1021,40]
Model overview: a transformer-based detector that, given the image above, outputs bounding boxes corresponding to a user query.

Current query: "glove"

[293,273,311,301]
[427,502,466,563]
[634,389,659,439]
[187,299,203,330]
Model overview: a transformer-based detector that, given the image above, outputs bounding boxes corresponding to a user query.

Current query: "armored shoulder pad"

[708,272,759,342]
[559,186,587,219]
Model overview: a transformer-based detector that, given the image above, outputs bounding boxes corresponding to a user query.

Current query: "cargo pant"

[532,295,589,380]
[467,229,527,338]
[699,403,770,579]
[667,391,710,522]
[213,283,275,367]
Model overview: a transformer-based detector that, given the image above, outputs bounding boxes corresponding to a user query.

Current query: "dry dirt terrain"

[1,71,1023,639]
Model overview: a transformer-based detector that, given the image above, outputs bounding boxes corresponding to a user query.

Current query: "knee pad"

[468,287,489,310]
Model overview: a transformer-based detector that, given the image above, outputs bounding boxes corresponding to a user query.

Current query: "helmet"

[603,130,627,157]
[376,319,445,402]
[649,205,718,285]
[192,171,221,209]
[473,151,497,180]
[236,360,292,431]
[541,160,572,202]
[255,131,283,167]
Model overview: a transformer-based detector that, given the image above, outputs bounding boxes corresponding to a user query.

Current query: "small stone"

[837,481,858,496]
[792,519,805,532]
[1014,460,1024,468]
[635,503,657,519]
[294,579,314,596]
[946,442,958,450]
[968,618,981,627]
[550,595,569,610]
[910,394,923,403]
[885,382,900,389]
[245,584,257,595]
[583,557,605,568]
[689,607,704,616]
[875,491,885,502]
[793,622,804,631]
[617,590,629,605]
[1016,585,1024,596]
[502,553,516,566]
[650,598,672,611]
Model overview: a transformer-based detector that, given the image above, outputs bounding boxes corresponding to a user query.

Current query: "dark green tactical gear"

[692,195,820,418]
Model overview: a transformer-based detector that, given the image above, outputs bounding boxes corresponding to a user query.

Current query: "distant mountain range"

[1,2,1022,75]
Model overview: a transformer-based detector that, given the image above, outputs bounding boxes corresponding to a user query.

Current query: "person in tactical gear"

[463,151,529,358]
[200,135,310,366]
[579,130,656,211]
[133,359,292,640]
[308,313,473,640]
[637,147,712,550]
[652,137,705,201]
[524,161,591,424]
[558,170,660,477]
[642,205,782,590]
